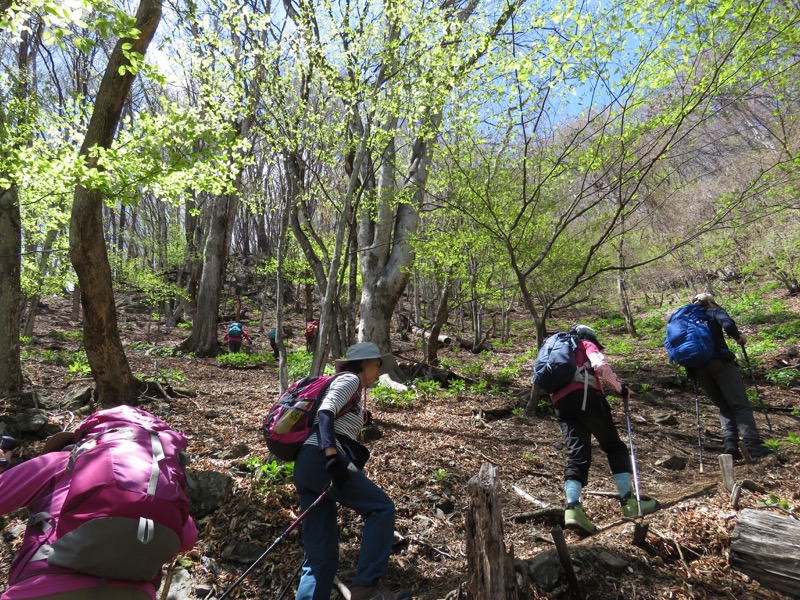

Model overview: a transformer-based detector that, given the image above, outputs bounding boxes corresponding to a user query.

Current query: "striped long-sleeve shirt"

[304,372,365,452]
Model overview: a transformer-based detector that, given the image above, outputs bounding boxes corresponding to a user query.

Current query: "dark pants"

[554,388,631,485]
[228,339,242,353]
[693,358,763,452]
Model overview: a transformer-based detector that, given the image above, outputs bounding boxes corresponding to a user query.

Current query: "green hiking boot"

[621,495,660,518]
[564,503,597,534]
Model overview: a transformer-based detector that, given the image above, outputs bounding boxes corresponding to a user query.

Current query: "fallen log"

[730,508,800,597]
[412,326,452,345]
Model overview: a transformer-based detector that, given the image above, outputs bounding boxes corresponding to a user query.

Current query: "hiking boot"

[748,444,774,461]
[722,442,742,460]
[621,495,660,518]
[564,502,597,534]
[350,581,412,600]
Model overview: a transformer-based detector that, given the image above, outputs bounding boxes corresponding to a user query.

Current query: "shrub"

[217,352,274,369]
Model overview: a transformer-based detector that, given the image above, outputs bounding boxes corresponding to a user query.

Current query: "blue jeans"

[293,444,395,600]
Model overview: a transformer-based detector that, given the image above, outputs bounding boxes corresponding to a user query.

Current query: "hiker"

[268,328,279,358]
[687,293,769,459]
[304,319,319,352]
[0,407,198,600]
[292,342,411,600]
[224,321,251,352]
[546,324,659,534]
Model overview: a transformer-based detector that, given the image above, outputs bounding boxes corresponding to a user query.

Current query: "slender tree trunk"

[616,231,638,337]
[178,192,239,357]
[69,0,163,405]
[0,185,23,394]
[427,276,451,364]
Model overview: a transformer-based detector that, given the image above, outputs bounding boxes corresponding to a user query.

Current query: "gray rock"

[221,540,266,564]
[158,568,193,600]
[218,443,250,460]
[653,413,679,426]
[655,455,687,470]
[61,385,93,411]
[528,549,561,589]
[596,549,627,570]
[186,469,233,518]
[15,409,49,434]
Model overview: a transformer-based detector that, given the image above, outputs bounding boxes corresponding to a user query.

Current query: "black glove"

[325,454,351,489]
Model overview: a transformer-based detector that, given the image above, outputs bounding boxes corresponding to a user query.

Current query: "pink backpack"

[262,374,359,461]
[23,405,194,581]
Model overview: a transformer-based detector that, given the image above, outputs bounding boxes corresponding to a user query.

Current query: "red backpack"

[262,374,359,461]
[21,405,195,582]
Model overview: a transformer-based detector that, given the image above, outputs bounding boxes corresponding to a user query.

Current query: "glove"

[325,454,352,489]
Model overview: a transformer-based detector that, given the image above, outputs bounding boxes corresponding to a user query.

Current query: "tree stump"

[730,509,800,597]
[466,463,526,600]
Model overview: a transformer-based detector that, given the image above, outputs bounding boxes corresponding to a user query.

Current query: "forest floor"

[2,292,800,600]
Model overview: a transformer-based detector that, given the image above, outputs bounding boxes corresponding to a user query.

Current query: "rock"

[15,409,49,434]
[218,443,250,460]
[653,413,679,426]
[203,410,221,419]
[655,455,687,470]
[195,584,213,598]
[596,549,628,570]
[159,567,193,600]
[528,549,561,589]
[220,540,266,564]
[61,385,93,411]
[186,470,233,518]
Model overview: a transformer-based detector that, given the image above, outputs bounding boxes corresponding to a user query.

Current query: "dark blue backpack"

[664,304,715,368]
[533,332,579,393]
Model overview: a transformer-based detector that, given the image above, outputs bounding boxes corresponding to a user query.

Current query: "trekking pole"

[217,484,332,600]
[739,343,773,433]
[622,391,643,518]
[692,380,704,474]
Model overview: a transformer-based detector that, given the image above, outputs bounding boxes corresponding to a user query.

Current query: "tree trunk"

[466,463,527,600]
[178,192,239,357]
[68,0,163,405]
[730,508,800,597]
[0,185,23,394]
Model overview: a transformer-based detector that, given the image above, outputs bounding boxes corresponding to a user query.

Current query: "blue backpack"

[227,322,243,338]
[533,332,580,393]
[664,304,715,368]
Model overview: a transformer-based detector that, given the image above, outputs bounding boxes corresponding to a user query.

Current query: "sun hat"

[42,431,76,454]
[335,342,397,375]
[692,292,715,305]
[569,324,605,350]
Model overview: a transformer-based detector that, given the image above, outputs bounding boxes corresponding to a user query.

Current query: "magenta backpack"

[25,405,194,581]
[262,374,359,461]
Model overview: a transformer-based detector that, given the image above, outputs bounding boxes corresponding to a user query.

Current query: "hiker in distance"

[535,324,659,534]
[0,406,198,600]
[293,342,411,600]
[686,293,770,460]
[224,321,251,352]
